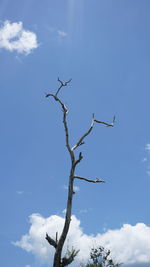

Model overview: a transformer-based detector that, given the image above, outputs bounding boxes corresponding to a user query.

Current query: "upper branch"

[72,114,95,151]
[55,78,72,97]
[45,93,67,111]
[94,115,116,127]
[74,176,105,183]
[45,93,73,160]
[72,115,115,151]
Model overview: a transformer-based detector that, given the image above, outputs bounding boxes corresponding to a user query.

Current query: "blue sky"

[1,0,150,266]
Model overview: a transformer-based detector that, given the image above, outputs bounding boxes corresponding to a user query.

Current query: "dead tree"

[45,78,115,267]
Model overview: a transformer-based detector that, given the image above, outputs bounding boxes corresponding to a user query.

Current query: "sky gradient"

[0,1,150,267]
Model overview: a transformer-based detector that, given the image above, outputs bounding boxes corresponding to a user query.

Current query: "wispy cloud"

[146,171,150,176]
[145,144,150,151]
[16,191,24,195]
[63,185,80,193]
[62,209,66,214]
[143,144,150,176]
[57,30,67,38]
[79,208,88,214]
[142,157,147,162]
[14,213,150,266]
[63,185,68,190]
[73,185,80,193]
[0,21,39,54]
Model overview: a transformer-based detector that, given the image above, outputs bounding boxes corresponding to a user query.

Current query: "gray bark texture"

[45,79,115,267]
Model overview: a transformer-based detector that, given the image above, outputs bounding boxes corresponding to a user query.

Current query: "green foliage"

[60,245,122,267]
[61,247,80,267]
[81,246,122,267]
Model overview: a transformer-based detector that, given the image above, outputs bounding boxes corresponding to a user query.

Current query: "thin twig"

[74,176,105,183]
[55,78,72,97]
[94,115,116,127]
[74,152,83,167]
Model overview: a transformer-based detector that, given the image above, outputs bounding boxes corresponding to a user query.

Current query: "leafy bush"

[81,246,122,267]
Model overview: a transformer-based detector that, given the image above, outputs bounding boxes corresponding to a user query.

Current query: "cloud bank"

[14,214,150,266]
[0,21,38,54]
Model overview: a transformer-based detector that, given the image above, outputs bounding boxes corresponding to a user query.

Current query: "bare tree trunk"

[53,168,75,267]
[45,78,115,267]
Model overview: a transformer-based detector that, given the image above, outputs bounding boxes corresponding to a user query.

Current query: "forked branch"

[72,114,95,151]
[45,93,68,113]
[74,152,83,167]
[55,78,72,97]
[45,92,73,160]
[46,233,57,249]
[72,114,115,151]
[74,176,105,183]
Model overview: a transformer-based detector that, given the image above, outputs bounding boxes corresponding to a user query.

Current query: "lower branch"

[45,233,57,249]
[74,152,83,167]
[61,248,79,267]
[74,176,105,183]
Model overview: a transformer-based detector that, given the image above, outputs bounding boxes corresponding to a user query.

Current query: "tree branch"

[72,114,95,151]
[45,93,74,161]
[72,115,115,151]
[55,78,72,97]
[94,115,116,127]
[45,233,57,249]
[74,152,83,167]
[61,248,79,267]
[55,232,58,245]
[45,93,67,112]
[74,176,105,183]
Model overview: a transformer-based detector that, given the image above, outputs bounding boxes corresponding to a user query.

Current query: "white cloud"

[145,144,150,151]
[14,213,150,266]
[57,30,67,38]
[0,21,38,54]
[142,157,147,162]
[73,185,80,193]
[62,209,66,214]
[63,185,80,193]
[25,265,31,267]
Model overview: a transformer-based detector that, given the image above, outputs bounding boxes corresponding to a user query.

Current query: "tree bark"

[45,79,114,267]
[53,167,75,267]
